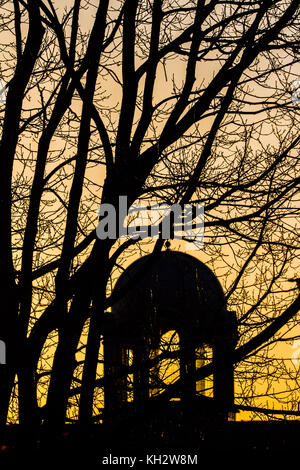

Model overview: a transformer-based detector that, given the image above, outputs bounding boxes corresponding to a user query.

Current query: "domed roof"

[110,251,230,343]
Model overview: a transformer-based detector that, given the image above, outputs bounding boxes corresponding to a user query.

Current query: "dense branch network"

[0,0,299,427]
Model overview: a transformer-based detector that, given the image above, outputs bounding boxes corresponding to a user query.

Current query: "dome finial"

[165,240,171,250]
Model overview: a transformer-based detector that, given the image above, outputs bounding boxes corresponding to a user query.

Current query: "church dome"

[110,251,233,345]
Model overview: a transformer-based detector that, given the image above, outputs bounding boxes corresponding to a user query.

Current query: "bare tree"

[0,0,300,441]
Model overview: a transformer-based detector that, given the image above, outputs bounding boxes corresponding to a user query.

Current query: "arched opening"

[124,348,134,402]
[195,346,213,397]
[149,330,180,398]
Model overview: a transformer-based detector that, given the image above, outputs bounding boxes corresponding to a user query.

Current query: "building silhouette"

[102,250,237,435]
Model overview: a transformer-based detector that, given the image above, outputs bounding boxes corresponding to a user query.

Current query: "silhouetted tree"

[0,0,299,438]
